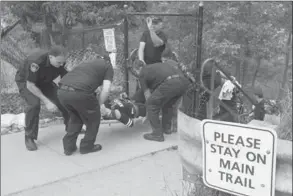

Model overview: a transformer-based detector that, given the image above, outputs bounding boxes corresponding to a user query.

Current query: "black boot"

[25,136,38,151]
[143,133,164,142]
[64,146,77,156]
[80,144,102,154]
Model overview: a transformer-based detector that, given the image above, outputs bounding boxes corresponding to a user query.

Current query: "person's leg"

[63,107,83,155]
[77,94,102,154]
[42,83,69,129]
[161,78,189,134]
[145,88,165,140]
[19,88,41,151]
[144,79,185,141]
[57,90,84,155]
[161,95,181,134]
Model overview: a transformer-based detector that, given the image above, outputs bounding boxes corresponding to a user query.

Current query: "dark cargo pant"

[17,82,69,139]
[146,77,189,136]
[57,89,101,152]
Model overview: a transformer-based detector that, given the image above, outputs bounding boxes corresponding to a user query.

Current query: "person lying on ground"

[100,93,146,127]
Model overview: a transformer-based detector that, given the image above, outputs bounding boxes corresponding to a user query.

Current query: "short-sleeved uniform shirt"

[59,59,114,93]
[15,50,68,89]
[139,62,184,92]
[140,30,167,65]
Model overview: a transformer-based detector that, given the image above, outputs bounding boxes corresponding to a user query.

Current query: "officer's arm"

[138,31,147,63]
[99,66,114,105]
[59,65,68,78]
[26,62,51,103]
[27,82,50,103]
[150,30,167,47]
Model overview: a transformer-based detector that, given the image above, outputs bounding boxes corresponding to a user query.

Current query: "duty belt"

[59,85,80,92]
[165,74,180,81]
[153,74,181,90]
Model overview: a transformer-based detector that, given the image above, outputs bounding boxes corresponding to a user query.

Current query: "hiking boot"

[80,144,102,154]
[143,133,164,142]
[64,146,77,156]
[25,136,38,151]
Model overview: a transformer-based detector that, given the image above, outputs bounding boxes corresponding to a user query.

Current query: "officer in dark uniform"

[139,62,190,142]
[132,16,168,104]
[138,16,167,65]
[57,56,114,155]
[15,45,69,151]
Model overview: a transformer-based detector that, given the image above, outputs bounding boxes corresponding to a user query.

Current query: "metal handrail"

[200,58,255,123]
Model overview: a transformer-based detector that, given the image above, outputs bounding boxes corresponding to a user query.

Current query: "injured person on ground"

[100,93,147,127]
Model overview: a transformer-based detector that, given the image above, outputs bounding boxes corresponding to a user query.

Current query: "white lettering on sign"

[201,119,277,196]
[103,28,116,52]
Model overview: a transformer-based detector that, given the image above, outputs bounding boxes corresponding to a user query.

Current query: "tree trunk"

[278,33,292,100]
[252,57,261,87]
[242,1,252,86]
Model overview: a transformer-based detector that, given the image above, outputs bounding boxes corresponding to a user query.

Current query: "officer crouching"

[57,55,114,155]
[15,46,69,151]
[139,62,190,142]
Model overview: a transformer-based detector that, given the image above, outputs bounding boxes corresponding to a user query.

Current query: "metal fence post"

[124,15,129,95]
[207,66,215,119]
[193,1,204,116]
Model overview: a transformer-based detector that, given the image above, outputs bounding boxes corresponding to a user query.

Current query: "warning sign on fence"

[103,28,116,52]
[201,120,277,196]
[103,28,117,68]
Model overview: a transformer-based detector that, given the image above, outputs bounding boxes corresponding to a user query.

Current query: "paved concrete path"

[1,121,179,196]
[7,150,182,196]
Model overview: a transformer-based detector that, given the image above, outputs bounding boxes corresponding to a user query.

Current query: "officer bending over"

[57,56,113,155]
[139,62,190,142]
[15,46,69,151]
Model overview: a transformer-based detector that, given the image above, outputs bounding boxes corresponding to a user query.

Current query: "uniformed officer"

[139,62,190,142]
[15,45,69,151]
[132,16,168,104]
[57,56,114,155]
[138,16,167,65]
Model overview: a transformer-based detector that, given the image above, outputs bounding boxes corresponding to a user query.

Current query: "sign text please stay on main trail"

[201,120,277,196]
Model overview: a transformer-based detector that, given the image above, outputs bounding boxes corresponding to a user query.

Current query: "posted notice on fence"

[103,28,117,68]
[201,120,277,196]
[103,28,116,52]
